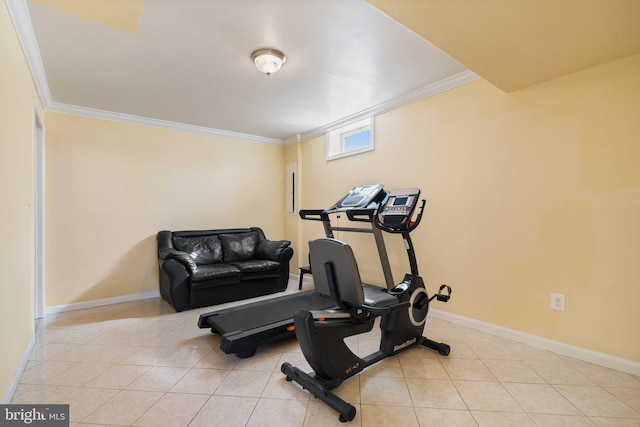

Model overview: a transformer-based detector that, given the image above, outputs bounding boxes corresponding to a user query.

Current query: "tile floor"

[11,280,640,426]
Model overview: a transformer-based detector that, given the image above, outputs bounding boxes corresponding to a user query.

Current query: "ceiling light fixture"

[251,48,287,76]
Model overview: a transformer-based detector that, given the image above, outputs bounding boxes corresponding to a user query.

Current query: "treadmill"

[297,183,395,289]
[197,184,392,358]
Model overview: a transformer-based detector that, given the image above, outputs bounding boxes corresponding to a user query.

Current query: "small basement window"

[326,118,374,160]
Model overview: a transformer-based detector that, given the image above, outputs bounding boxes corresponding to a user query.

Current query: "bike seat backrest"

[309,238,364,308]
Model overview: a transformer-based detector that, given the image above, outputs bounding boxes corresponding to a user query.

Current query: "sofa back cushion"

[219,232,258,262]
[173,235,223,265]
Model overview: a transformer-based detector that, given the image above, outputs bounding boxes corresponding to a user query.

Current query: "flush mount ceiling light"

[251,48,287,76]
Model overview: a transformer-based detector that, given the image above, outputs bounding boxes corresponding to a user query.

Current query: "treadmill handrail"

[299,209,329,222]
[345,208,375,222]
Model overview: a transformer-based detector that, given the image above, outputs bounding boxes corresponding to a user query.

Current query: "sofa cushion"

[220,232,258,262]
[191,263,241,283]
[230,260,281,273]
[173,235,223,265]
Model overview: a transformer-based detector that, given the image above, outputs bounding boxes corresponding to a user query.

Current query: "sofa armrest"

[158,258,191,312]
[255,239,291,261]
[159,248,197,273]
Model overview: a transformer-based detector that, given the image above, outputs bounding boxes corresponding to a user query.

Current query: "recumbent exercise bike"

[281,188,452,422]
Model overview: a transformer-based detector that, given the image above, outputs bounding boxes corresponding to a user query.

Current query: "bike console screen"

[377,188,421,231]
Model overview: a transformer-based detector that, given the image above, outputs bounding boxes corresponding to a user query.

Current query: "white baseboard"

[430,308,640,377]
[2,335,35,404]
[45,290,161,315]
[39,287,640,377]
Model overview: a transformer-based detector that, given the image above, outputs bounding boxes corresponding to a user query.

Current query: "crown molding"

[284,69,480,145]
[48,102,285,146]
[6,0,283,146]
[7,0,477,148]
[5,0,52,105]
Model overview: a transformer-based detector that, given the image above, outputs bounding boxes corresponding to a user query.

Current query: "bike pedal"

[435,284,452,302]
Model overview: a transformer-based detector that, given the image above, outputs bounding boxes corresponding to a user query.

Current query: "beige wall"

[45,113,286,307]
[0,3,41,400]
[3,0,639,400]
[295,54,640,362]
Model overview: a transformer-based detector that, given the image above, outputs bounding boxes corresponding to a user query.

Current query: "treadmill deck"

[204,291,335,333]
[198,291,336,357]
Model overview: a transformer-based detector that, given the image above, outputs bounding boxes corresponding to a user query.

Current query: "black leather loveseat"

[157,227,293,311]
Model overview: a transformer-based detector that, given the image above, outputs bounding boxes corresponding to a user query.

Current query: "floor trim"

[45,291,161,315]
[430,308,640,377]
[2,335,35,404]
[40,286,639,377]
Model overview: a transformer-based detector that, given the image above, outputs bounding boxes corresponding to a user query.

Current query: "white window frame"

[326,117,374,161]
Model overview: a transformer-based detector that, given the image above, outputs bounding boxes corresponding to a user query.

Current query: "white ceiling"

[21,0,470,143]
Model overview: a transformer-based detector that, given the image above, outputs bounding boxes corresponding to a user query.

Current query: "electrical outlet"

[550,293,565,311]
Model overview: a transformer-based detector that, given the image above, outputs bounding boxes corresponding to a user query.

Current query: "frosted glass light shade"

[251,48,287,76]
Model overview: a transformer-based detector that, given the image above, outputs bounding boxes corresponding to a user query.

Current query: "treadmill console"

[330,183,386,211]
[377,188,421,231]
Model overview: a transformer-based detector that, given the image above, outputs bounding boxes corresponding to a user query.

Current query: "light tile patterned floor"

[12,280,640,426]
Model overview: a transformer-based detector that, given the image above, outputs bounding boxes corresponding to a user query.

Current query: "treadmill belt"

[207,291,335,333]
